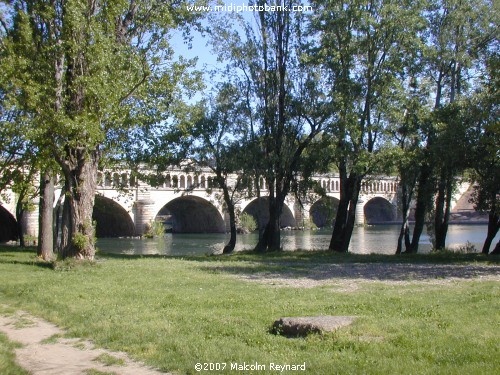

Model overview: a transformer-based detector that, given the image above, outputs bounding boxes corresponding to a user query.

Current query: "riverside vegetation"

[2,1,498,259]
[0,245,498,374]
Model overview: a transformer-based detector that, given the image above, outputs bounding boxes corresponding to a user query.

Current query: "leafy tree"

[185,84,252,254]
[467,54,499,254]
[422,0,496,251]
[383,0,495,253]
[310,0,421,252]
[387,78,431,254]
[210,2,330,252]
[125,81,247,253]
[1,0,201,259]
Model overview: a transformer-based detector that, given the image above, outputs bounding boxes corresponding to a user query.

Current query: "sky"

[169,1,260,84]
[168,1,315,98]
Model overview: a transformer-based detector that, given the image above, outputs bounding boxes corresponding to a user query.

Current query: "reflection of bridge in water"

[1,167,406,241]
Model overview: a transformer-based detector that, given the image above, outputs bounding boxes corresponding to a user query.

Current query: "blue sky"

[169,1,315,99]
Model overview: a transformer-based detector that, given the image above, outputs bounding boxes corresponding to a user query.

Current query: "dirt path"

[0,310,169,375]
[207,261,500,290]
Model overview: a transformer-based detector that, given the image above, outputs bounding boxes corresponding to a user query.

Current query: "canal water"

[96,224,499,256]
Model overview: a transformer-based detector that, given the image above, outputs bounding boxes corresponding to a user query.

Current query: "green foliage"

[0,1,203,257]
[238,213,257,233]
[457,242,479,254]
[431,242,478,255]
[466,54,499,217]
[310,0,421,173]
[301,218,318,230]
[72,233,90,252]
[70,220,97,252]
[208,1,331,251]
[143,220,165,239]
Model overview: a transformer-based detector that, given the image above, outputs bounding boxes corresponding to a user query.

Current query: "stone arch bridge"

[0,168,401,240]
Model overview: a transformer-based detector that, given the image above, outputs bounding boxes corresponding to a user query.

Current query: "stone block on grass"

[272,316,355,337]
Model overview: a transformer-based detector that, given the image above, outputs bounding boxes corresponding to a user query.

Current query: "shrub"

[72,232,89,251]
[144,220,165,238]
[239,213,257,232]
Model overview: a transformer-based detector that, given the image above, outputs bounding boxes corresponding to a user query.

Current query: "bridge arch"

[310,196,339,228]
[156,196,225,233]
[241,197,295,229]
[0,205,18,242]
[363,197,397,224]
[92,196,135,237]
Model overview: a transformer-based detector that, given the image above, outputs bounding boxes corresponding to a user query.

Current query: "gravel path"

[211,262,500,290]
[0,310,169,375]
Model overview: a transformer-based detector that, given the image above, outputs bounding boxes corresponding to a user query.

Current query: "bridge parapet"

[97,170,135,189]
[311,175,398,195]
[96,169,275,193]
[361,177,399,194]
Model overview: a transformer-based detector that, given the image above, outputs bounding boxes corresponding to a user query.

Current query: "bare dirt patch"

[0,310,169,375]
[210,262,500,290]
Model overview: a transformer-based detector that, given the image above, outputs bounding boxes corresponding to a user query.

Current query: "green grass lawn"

[0,331,29,375]
[0,246,498,374]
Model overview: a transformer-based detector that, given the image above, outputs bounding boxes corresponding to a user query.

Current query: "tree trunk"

[222,186,237,254]
[329,172,361,253]
[37,171,54,260]
[15,201,26,248]
[329,166,351,252]
[254,186,272,253]
[54,185,66,253]
[254,199,281,252]
[482,211,500,254]
[254,187,284,253]
[342,194,360,253]
[407,164,433,253]
[396,182,413,254]
[254,176,265,242]
[59,148,99,260]
[397,219,410,255]
[15,184,32,247]
[329,196,349,252]
[490,240,500,255]
[434,172,453,250]
[268,195,282,251]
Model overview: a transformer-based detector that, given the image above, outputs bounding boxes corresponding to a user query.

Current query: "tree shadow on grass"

[0,257,54,270]
[196,258,500,283]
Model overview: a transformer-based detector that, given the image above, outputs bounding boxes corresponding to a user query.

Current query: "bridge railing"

[361,179,398,194]
[96,170,270,192]
[96,169,398,195]
[312,176,398,194]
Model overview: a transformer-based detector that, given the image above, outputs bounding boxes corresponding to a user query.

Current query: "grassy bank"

[0,246,499,374]
[0,331,28,375]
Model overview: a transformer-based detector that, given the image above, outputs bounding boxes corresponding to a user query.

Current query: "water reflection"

[96,225,499,256]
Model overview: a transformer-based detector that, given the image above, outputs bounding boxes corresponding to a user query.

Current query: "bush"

[431,241,478,254]
[144,220,165,238]
[301,218,318,230]
[72,232,89,251]
[239,213,257,232]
